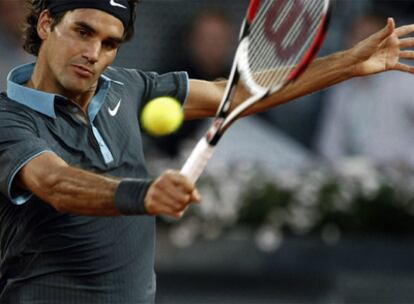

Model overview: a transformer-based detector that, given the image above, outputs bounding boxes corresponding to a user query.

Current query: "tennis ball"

[141,96,184,136]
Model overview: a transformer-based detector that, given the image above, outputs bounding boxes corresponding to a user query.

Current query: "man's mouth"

[72,64,95,78]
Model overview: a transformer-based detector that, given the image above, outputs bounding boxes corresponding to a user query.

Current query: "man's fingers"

[163,170,195,193]
[191,189,201,202]
[161,190,191,208]
[149,184,191,208]
[150,171,195,198]
[373,18,394,42]
[395,24,414,37]
[400,50,414,59]
[145,189,189,215]
[386,18,395,34]
[156,170,199,202]
[145,170,201,217]
[394,62,414,74]
[399,38,414,49]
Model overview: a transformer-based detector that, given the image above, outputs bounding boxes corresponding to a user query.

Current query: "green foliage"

[162,159,414,247]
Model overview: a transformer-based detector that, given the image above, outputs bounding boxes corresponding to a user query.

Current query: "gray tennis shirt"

[0,63,188,303]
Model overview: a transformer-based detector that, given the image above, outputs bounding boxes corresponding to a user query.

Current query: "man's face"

[39,9,124,96]
[189,16,235,77]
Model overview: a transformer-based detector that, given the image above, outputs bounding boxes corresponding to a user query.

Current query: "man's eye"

[78,29,89,37]
[103,42,117,50]
[102,38,121,50]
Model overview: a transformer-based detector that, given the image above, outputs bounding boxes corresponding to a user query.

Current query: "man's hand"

[144,170,201,218]
[351,18,414,76]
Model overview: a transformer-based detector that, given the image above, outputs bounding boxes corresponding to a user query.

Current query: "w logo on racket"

[181,0,331,183]
[264,0,312,60]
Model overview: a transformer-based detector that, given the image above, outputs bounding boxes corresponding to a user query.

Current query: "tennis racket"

[181,0,331,183]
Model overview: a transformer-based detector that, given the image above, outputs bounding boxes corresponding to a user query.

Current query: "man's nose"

[83,41,100,64]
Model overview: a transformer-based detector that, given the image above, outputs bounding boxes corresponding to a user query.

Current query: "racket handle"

[180,137,215,183]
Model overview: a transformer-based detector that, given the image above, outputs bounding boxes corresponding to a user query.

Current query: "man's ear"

[37,10,53,40]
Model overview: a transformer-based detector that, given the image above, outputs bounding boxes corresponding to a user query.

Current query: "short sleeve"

[137,70,189,108]
[0,103,52,205]
[103,67,189,112]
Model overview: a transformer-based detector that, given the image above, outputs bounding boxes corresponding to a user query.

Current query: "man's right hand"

[144,170,201,218]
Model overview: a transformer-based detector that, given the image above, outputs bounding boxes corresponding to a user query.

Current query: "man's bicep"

[184,80,224,120]
[184,79,248,120]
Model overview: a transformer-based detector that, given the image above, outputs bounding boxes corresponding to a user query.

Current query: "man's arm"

[184,19,414,119]
[17,152,200,218]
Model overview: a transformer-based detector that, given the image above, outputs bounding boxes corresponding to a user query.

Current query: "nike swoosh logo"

[110,0,127,9]
[108,99,122,116]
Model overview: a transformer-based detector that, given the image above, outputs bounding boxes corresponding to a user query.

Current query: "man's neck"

[27,60,97,113]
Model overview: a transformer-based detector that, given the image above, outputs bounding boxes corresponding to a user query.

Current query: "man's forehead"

[63,9,125,37]
[47,0,131,30]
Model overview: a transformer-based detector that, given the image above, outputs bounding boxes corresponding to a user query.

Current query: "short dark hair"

[23,0,141,56]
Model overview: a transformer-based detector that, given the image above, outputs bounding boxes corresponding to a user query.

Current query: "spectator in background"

[317,11,414,167]
[0,0,33,91]
[178,9,235,81]
[148,9,236,158]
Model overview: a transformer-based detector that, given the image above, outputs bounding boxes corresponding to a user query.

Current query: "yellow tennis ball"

[141,97,184,136]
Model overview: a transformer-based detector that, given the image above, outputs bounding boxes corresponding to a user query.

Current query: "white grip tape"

[180,137,215,183]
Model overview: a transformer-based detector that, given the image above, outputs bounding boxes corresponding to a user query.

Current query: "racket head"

[239,0,332,96]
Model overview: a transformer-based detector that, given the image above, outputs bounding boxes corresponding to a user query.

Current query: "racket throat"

[208,133,223,146]
[205,118,224,146]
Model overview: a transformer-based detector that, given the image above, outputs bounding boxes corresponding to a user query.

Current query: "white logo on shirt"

[108,99,122,116]
[110,0,127,9]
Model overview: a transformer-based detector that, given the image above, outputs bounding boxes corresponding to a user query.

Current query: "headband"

[47,0,131,30]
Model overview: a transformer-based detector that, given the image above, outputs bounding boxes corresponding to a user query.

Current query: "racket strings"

[250,1,322,71]
[259,4,320,87]
[246,0,326,90]
[254,4,322,86]
[252,3,322,85]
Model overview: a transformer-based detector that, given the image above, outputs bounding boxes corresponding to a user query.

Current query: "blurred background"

[3,0,414,303]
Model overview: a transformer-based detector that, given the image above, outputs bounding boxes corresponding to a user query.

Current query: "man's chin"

[61,79,97,96]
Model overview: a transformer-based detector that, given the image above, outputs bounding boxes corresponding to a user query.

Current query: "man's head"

[186,10,235,79]
[23,0,140,56]
[22,0,140,97]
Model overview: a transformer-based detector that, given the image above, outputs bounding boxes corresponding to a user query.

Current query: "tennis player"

[0,0,413,303]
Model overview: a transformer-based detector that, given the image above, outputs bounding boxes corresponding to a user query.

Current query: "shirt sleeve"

[0,105,52,205]
[136,70,189,108]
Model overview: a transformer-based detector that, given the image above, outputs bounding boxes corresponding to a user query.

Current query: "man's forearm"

[186,50,356,119]
[37,165,122,216]
[18,152,199,218]
[241,50,356,115]
[17,152,124,215]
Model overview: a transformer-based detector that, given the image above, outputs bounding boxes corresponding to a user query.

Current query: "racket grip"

[180,137,215,183]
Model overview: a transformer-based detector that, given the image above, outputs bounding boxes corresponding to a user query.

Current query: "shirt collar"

[6,62,122,119]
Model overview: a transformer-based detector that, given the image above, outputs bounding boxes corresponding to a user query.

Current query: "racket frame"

[181,0,331,182]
